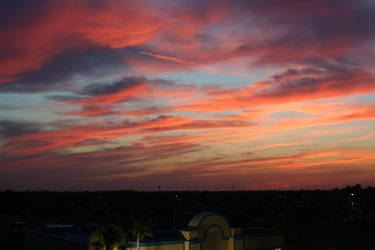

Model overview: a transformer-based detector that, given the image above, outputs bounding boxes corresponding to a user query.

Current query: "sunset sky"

[1,0,375,191]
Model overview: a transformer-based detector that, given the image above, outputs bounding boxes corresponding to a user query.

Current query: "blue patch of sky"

[155,70,253,87]
[0,93,42,108]
[0,106,56,123]
[270,111,308,119]
[0,93,67,123]
[350,93,375,104]
[154,57,281,88]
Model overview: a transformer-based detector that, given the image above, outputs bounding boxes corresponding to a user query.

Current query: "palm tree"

[130,220,153,250]
[91,227,128,250]
[91,240,104,250]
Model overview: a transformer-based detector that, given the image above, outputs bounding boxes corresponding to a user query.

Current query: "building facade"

[24,212,283,250]
[125,212,283,250]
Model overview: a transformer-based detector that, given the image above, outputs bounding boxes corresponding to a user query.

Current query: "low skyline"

[1,0,375,190]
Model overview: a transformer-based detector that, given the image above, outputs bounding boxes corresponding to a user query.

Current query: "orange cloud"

[336,105,375,121]
[0,1,166,83]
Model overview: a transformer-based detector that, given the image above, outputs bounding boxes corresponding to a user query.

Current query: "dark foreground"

[1,185,374,249]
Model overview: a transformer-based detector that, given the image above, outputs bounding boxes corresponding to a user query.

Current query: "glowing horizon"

[0,0,374,191]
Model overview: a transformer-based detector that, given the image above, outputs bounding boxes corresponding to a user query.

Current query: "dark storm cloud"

[271,68,324,82]
[0,46,134,93]
[251,66,375,102]
[0,0,45,27]
[234,0,375,65]
[0,120,42,137]
[234,0,375,38]
[80,76,146,96]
